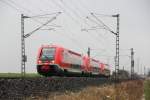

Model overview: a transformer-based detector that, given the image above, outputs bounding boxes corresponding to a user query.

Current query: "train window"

[40,48,55,61]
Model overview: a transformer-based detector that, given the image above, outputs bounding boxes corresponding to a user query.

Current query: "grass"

[29,80,144,100]
[0,73,42,78]
[144,79,150,100]
[115,80,144,100]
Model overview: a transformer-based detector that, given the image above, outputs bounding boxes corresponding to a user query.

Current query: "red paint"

[37,45,110,76]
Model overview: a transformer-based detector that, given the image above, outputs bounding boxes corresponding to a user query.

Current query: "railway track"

[0,76,111,81]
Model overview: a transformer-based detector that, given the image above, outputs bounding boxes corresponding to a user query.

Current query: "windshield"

[40,48,55,61]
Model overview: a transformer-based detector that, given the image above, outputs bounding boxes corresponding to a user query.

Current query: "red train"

[37,45,110,77]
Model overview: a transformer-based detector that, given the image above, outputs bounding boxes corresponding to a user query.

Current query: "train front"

[36,46,62,76]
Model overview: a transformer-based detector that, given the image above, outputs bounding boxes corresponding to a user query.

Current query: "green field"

[144,79,150,100]
[0,73,42,78]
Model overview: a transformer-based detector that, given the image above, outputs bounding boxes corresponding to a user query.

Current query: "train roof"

[40,44,109,66]
[41,44,81,56]
[41,44,63,48]
[91,58,99,63]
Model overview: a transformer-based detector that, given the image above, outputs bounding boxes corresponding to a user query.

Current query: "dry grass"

[115,80,144,100]
[29,80,144,100]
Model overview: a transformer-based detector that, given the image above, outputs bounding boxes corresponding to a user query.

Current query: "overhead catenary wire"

[26,12,62,18]
[85,16,114,47]
[91,13,117,35]
[5,0,113,49]
[49,0,80,25]
[85,19,116,54]
[73,2,119,69]
[6,0,84,51]
[26,0,49,14]
[1,1,116,63]
[42,0,86,50]
[49,0,104,50]
[49,0,94,50]
[65,0,115,51]
[1,0,113,42]
[72,1,115,63]
[41,0,87,50]
[2,0,61,30]
[7,0,35,15]
[93,13,115,17]
[42,0,111,51]
[9,0,84,55]
[24,12,61,38]
[0,0,24,14]
[73,0,115,40]
[57,0,109,49]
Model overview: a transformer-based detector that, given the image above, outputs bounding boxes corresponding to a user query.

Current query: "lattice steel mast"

[21,12,61,77]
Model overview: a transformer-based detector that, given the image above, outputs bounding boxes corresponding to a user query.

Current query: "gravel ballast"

[0,77,110,99]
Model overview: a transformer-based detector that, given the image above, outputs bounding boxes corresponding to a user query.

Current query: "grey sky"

[0,0,150,74]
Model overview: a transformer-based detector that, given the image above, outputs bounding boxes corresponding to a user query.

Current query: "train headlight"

[51,60,55,64]
[38,60,42,64]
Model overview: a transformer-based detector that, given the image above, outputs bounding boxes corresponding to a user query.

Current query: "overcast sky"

[0,0,150,74]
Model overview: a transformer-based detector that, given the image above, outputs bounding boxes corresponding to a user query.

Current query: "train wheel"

[64,69,68,76]
[82,71,84,75]
[89,72,92,77]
